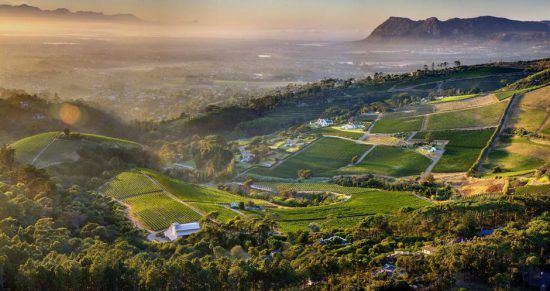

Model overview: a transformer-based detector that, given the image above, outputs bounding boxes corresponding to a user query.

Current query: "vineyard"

[103,171,163,200]
[124,192,202,231]
[103,171,203,231]
[249,137,371,178]
[255,182,371,195]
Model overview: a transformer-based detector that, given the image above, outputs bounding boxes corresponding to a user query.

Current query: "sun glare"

[58,103,82,125]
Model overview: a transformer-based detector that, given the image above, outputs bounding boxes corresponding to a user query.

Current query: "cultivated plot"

[337,145,432,177]
[249,137,371,178]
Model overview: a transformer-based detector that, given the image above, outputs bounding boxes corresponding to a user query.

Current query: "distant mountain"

[364,16,550,43]
[0,4,143,23]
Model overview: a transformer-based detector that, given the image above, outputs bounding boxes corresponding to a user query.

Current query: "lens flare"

[58,103,81,125]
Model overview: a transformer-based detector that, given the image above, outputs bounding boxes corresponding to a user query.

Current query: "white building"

[316,118,334,127]
[341,123,363,130]
[164,222,200,241]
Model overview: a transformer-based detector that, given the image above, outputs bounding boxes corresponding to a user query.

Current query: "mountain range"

[0,4,143,23]
[365,16,550,43]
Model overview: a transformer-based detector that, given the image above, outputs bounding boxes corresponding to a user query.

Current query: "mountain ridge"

[364,16,550,43]
[0,4,143,23]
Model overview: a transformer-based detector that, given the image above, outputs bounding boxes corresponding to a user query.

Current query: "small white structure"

[341,123,363,130]
[316,118,334,127]
[164,222,200,241]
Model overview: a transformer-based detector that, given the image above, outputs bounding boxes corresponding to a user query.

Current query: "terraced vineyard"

[124,192,202,231]
[103,171,163,200]
[103,170,272,230]
[256,182,370,194]
[249,137,371,178]
[337,145,432,177]
[415,129,494,172]
[270,190,430,232]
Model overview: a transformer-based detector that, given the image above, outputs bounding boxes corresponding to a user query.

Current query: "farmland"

[314,126,365,139]
[269,190,430,232]
[507,86,550,132]
[103,170,265,230]
[337,145,432,177]
[249,137,371,178]
[124,192,202,231]
[494,84,546,100]
[255,182,371,195]
[425,101,507,131]
[483,136,550,174]
[370,115,423,133]
[11,131,141,167]
[432,94,497,112]
[429,94,479,104]
[415,129,494,172]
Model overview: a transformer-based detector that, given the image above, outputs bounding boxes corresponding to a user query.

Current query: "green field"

[415,129,494,172]
[429,94,479,104]
[314,126,365,139]
[337,145,432,177]
[425,101,507,131]
[11,132,141,167]
[124,192,202,231]
[256,182,371,195]
[11,132,59,164]
[103,170,266,230]
[515,184,550,195]
[249,137,371,178]
[483,136,549,174]
[269,190,430,232]
[494,85,545,101]
[371,115,423,133]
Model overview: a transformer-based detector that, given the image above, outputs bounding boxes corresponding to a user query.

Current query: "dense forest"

[0,147,548,290]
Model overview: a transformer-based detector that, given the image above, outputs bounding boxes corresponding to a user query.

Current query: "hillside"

[0,90,140,145]
[365,16,550,43]
[11,131,142,168]
[0,4,143,23]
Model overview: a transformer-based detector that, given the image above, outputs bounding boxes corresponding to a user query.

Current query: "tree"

[297,169,312,179]
[63,128,71,136]
[238,201,245,210]
[425,131,434,144]
[0,146,15,168]
[454,60,461,67]
[308,223,320,233]
[351,155,359,164]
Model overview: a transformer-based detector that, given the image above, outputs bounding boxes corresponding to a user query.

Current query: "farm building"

[164,222,201,241]
[341,123,363,130]
[313,118,334,127]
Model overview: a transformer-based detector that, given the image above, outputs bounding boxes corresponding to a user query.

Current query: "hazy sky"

[4,0,550,40]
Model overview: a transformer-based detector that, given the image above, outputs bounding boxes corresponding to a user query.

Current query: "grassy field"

[11,132,59,164]
[255,182,371,195]
[370,115,423,133]
[11,132,141,167]
[429,94,479,104]
[269,190,430,232]
[415,129,494,172]
[494,85,546,100]
[249,137,371,178]
[426,101,507,131]
[314,126,365,139]
[337,145,432,177]
[507,86,550,133]
[483,136,549,174]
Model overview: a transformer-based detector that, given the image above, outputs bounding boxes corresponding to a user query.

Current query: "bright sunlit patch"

[58,103,81,125]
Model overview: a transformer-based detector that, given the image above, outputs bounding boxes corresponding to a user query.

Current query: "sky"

[2,0,550,40]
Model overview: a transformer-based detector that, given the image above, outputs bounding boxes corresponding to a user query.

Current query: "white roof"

[172,222,200,231]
